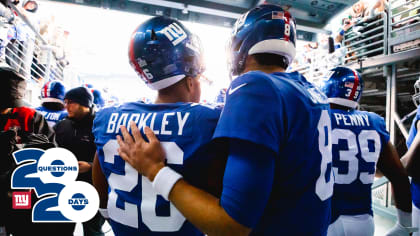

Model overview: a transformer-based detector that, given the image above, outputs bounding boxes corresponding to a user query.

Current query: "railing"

[292,4,420,72]
[342,12,388,63]
[0,2,67,105]
[291,13,389,83]
[372,176,397,220]
[370,1,420,220]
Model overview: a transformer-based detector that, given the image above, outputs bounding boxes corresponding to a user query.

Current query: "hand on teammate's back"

[117,121,166,182]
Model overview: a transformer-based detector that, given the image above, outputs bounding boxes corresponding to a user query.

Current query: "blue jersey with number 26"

[93,102,221,235]
[406,105,420,210]
[213,71,334,236]
[330,109,389,223]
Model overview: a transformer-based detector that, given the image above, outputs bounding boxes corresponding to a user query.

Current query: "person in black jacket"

[0,66,62,236]
[54,86,105,236]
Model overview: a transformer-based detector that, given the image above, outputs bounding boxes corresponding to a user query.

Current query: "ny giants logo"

[12,191,31,209]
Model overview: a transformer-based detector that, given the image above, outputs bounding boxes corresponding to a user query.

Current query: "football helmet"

[92,89,105,108]
[84,83,94,89]
[83,84,105,108]
[128,16,205,90]
[412,77,420,107]
[227,4,297,76]
[319,66,363,109]
[41,80,66,105]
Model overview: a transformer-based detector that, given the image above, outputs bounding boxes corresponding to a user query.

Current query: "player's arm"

[92,152,109,217]
[117,123,274,236]
[170,138,274,235]
[401,121,420,179]
[377,141,414,233]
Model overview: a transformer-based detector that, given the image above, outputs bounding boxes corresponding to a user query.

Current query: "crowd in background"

[0,0,69,84]
[289,0,389,82]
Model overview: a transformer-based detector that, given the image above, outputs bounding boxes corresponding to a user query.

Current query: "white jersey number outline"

[332,129,381,185]
[103,139,185,231]
[316,109,334,201]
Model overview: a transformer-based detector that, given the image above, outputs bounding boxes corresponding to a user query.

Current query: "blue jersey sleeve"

[220,139,275,228]
[370,113,390,150]
[213,72,284,154]
[194,105,222,146]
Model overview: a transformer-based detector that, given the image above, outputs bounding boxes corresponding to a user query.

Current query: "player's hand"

[385,223,418,236]
[117,121,166,182]
[78,161,91,173]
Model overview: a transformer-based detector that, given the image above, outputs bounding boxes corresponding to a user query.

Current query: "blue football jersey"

[35,106,68,127]
[330,109,390,222]
[93,102,221,235]
[406,106,420,209]
[213,71,334,235]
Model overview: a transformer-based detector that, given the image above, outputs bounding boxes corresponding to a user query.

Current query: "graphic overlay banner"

[11,148,99,223]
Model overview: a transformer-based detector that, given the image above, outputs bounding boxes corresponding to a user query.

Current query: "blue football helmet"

[83,84,105,108]
[84,83,94,89]
[128,16,205,90]
[92,89,105,108]
[41,80,67,104]
[227,4,297,76]
[319,66,363,109]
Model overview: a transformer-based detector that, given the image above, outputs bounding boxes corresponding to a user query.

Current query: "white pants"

[414,204,420,236]
[327,214,375,236]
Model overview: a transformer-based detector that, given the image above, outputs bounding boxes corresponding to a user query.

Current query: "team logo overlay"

[12,191,31,209]
[11,148,99,223]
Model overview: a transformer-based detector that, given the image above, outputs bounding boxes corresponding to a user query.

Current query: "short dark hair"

[251,53,289,70]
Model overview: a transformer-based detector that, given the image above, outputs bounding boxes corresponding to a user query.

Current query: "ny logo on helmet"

[161,23,187,46]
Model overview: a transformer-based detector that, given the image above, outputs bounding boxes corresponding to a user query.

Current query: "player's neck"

[243,57,286,74]
[155,94,190,104]
[330,103,355,111]
[244,66,285,74]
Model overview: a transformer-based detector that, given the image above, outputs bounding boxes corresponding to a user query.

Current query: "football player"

[117,4,335,235]
[319,66,415,236]
[401,77,420,236]
[91,16,222,235]
[35,80,68,127]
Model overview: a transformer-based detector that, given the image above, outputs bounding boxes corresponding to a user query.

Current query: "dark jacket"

[0,107,55,174]
[54,111,96,183]
[0,107,57,233]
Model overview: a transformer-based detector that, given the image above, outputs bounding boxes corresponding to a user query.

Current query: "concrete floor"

[374,213,395,236]
[73,213,396,236]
